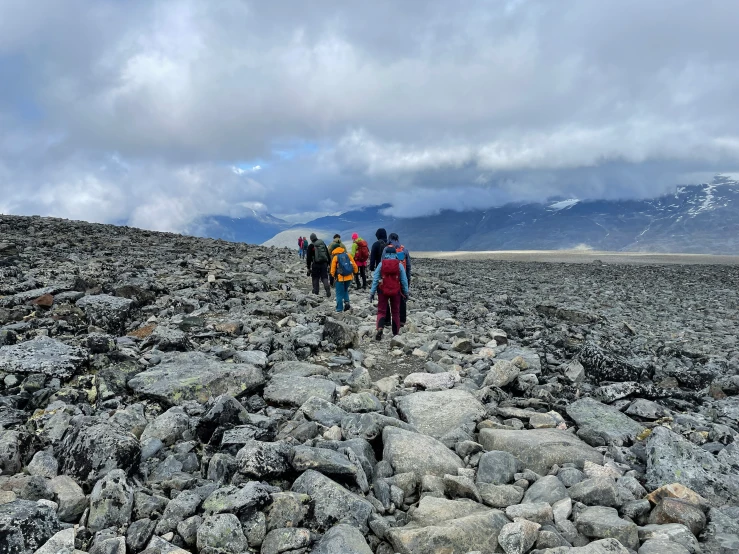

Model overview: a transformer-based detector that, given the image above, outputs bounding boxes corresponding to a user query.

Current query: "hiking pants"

[335,280,351,312]
[377,291,401,335]
[400,294,407,325]
[311,262,330,296]
[354,265,367,289]
[299,247,305,259]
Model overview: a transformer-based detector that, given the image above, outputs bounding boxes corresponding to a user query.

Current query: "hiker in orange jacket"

[329,244,358,312]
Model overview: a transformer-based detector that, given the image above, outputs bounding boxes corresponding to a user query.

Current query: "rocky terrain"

[1,213,738,554]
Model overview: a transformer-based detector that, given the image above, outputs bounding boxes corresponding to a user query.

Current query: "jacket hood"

[333,246,347,254]
[375,228,387,241]
[389,239,401,249]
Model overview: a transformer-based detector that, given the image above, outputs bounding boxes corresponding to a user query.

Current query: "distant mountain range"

[199,175,739,254]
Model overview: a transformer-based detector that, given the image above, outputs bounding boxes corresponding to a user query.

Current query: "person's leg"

[320,264,331,297]
[376,292,388,339]
[384,297,391,327]
[335,282,344,312]
[360,266,367,289]
[400,295,407,326]
[311,267,319,294]
[390,294,401,335]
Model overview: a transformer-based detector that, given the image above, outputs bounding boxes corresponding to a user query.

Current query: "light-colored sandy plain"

[414,250,739,265]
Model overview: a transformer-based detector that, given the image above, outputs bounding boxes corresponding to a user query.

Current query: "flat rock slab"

[410,496,491,526]
[0,336,86,379]
[395,389,486,439]
[566,397,645,446]
[382,426,464,477]
[479,428,604,474]
[264,375,335,407]
[270,361,331,377]
[128,352,265,406]
[388,510,509,554]
[646,426,739,505]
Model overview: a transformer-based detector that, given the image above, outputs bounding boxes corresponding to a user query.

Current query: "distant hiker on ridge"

[329,241,358,312]
[369,245,409,339]
[351,232,370,290]
[302,236,309,259]
[306,233,331,298]
[298,236,305,259]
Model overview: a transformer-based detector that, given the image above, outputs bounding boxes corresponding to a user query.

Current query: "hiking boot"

[343,303,351,312]
[375,328,383,341]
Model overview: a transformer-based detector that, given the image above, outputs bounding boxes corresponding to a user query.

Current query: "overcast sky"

[2,0,739,230]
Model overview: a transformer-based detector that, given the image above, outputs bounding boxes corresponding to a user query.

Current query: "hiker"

[302,236,309,259]
[369,245,409,339]
[298,236,305,259]
[351,232,370,289]
[369,228,388,272]
[328,234,344,287]
[388,232,411,327]
[329,241,358,312]
[306,233,331,298]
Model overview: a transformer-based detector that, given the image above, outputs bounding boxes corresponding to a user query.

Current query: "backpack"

[336,252,354,276]
[395,244,408,270]
[298,237,303,248]
[313,240,329,263]
[379,258,401,295]
[355,240,369,263]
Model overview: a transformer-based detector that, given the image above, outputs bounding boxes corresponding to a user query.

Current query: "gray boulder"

[76,294,133,333]
[646,426,739,505]
[341,412,416,441]
[382,426,464,478]
[261,528,312,554]
[323,318,358,348]
[140,406,190,446]
[264,375,336,406]
[291,470,373,532]
[0,430,22,475]
[498,520,541,554]
[49,475,87,522]
[270,361,331,377]
[566,397,646,446]
[479,428,604,474]
[87,469,134,532]
[483,360,520,388]
[395,389,485,440]
[312,524,373,554]
[27,450,58,479]
[576,506,639,550]
[128,351,265,406]
[568,477,621,507]
[388,510,509,554]
[0,336,85,379]
[197,513,248,554]
[236,440,291,478]
[202,482,272,516]
[299,396,348,427]
[477,450,523,485]
[0,500,61,554]
[55,421,140,487]
[522,475,569,505]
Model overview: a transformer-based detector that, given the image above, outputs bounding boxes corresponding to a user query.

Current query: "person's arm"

[370,263,382,295]
[307,244,314,270]
[400,265,409,295]
[330,255,337,278]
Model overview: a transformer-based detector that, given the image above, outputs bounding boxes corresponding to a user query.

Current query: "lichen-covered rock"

[0,500,61,554]
[395,389,485,440]
[87,469,134,532]
[76,294,133,334]
[0,336,85,379]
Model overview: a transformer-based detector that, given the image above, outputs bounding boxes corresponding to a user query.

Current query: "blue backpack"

[336,252,354,276]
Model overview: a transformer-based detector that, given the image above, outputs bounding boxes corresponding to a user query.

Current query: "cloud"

[2,0,739,228]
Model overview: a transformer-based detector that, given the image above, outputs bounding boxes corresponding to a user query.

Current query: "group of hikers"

[299,229,411,340]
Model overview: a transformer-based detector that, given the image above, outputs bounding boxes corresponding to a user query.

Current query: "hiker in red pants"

[369,246,409,340]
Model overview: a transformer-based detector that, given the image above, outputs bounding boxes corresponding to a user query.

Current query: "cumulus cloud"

[1,0,739,228]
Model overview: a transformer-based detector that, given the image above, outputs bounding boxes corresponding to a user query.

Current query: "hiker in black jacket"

[306,233,331,298]
[369,228,388,272]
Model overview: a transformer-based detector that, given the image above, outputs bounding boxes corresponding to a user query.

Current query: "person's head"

[376,228,387,241]
[389,232,399,242]
[310,233,317,242]
[333,234,341,241]
[351,232,358,241]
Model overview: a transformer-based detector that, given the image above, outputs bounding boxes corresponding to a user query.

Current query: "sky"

[2,0,739,231]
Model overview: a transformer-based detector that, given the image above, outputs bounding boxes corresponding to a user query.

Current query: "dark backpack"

[313,240,329,263]
[355,240,369,263]
[380,259,401,295]
[336,252,354,276]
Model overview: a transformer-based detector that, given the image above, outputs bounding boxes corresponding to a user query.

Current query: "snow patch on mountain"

[548,199,580,210]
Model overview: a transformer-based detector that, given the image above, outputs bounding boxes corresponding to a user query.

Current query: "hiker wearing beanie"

[369,245,409,339]
[329,242,358,312]
[388,232,411,327]
[327,234,345,288]
[351,232,370,289]
[369,228,388,272]
[306,233,331,298]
